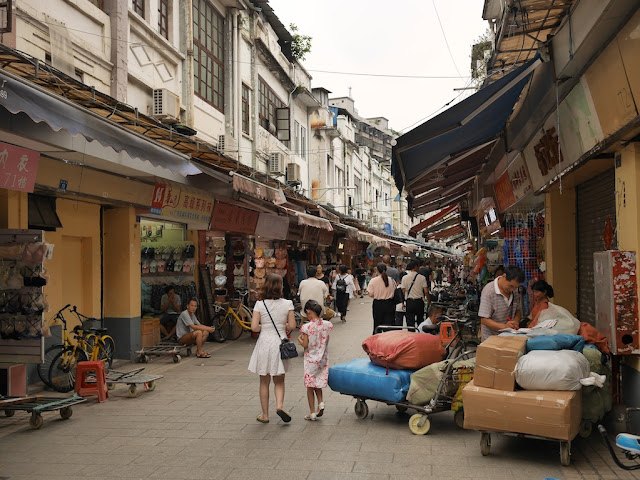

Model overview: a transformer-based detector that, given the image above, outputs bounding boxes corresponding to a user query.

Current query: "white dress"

[248,298,294,376]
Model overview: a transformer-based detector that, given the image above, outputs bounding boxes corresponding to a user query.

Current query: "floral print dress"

[299,318,333,388]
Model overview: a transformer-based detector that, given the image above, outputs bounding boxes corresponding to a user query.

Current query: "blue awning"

[392,56,542,206]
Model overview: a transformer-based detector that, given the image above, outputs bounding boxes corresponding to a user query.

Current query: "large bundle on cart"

[362,330,445,370]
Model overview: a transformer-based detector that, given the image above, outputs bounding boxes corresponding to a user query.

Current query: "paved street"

[1,297,639,480]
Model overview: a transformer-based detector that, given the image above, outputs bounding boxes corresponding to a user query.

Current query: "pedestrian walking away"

[401,260,429,328]
[368,263,396,334]
[297,299,333,420]
[248,273,297,423]
[333,264,356,321]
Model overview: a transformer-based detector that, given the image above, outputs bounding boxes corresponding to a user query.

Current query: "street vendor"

[478,266,524,341]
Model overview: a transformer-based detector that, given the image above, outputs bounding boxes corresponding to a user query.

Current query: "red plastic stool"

[74,361,108,402]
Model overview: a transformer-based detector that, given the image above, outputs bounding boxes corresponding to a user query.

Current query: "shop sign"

[287,222,305,242]
[150,182,214,228]
[0,142,40,193]
[343,239,358,256]
[318,228,334,246]
[493,172,515,212]
[255,213,289,240]
[210,202,259,235]
[303,225,319,245]
[507,155,533,202]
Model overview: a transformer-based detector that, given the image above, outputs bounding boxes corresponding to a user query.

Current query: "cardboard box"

[141,318,161,347]
[462,379,582,441]
[474,336,527,390]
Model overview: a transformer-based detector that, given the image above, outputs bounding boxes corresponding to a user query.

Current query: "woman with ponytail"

[367,262,397,334]
[525,280,554,328]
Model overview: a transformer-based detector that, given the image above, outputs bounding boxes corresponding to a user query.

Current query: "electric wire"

[431,0,463,78]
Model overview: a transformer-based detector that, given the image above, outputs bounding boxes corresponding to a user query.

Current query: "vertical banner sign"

[507,155,533,202]
[0,142,40,193]
[493,172,516,212]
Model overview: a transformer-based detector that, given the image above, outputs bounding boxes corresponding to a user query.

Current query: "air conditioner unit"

[269,152,284,174]
[286,163,301,184]
[218,135,225,152]
[152,88,180,123]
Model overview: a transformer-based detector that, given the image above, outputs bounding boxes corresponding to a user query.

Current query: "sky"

[268,0,488,134]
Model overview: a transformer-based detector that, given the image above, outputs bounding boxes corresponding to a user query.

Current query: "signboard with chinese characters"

[255,213,289,240]
[0,142,40,193]
[507,154,533,202]
[150,181,214,229]
[493,172,515,212]
[210,202,259,235]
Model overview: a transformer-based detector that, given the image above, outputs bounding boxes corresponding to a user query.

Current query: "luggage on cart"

[328,358,414,403]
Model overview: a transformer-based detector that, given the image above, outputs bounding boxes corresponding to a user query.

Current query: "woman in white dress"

[248,273,297,424]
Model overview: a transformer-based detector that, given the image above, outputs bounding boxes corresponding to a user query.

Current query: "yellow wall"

[0,190,28,229]
[545,187,578,315]
[103,207,141,318]
[615,143,640,371]
[44,199,102,328]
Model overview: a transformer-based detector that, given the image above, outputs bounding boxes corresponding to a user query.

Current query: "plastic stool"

[74,361,108,402]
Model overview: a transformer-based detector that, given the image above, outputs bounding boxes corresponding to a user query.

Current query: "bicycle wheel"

[48,347,89,393]
[212,315,231,342]
[37,344,65,388]
[97,335,115,369]
[226,313,243,340]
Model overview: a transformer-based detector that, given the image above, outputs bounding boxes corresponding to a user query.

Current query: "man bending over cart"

[177,299,215,358]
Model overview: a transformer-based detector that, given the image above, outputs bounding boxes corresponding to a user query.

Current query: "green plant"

[289,23,312,61]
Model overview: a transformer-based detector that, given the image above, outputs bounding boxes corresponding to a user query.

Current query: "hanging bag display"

[263,300,298,360]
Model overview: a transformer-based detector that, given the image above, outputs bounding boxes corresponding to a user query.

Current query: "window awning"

[281,207,333,231]
[231,173,287,205]
[409,204,459,237]
[0,69,198,177]
[392,56,541,211]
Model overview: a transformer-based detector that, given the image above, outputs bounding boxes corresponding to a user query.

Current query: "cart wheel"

[395,405,408,413]
[454,409,465,429]
[107,382,115,391]
[559,441,571,466]
[480,432,491,456]
[186,348,192,357]
[29,413,43,429]
[128,385,138,397]
[146,381,156,392]
[408,414,431,435]
[173,355,181,363]
[578,420,592,438]
[4,409,15,417]
[59,406,73,420]
[354,399,369,419]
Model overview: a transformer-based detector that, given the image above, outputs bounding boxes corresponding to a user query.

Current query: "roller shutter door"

[576,169,616,325]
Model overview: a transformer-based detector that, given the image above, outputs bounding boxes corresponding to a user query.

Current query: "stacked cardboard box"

[463,336,582,441]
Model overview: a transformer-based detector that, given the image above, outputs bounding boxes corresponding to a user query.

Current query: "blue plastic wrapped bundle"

[328,358,415,403]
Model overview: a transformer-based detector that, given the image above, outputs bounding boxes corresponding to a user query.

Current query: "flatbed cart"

[106,367,163,397]
[1,394,86,429]
[347,349,475,435]
[136,341,192,363]
[478,429,576,466]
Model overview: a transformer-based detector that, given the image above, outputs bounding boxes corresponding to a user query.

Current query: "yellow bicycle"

[212,289,254,341]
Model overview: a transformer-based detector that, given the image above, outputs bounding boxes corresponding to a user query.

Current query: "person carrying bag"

[401,259,429,328]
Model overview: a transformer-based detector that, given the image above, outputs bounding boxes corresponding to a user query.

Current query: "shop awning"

[370,236,390,249]
[392,56,541,211]
[334,223,359,240]
[0,69,198,177]
[231,173,287,205]
[282,207,333,231]
[357,231,374,243]
[409,204,459,237]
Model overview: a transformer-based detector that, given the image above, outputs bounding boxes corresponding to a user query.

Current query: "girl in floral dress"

[297,300,333,421]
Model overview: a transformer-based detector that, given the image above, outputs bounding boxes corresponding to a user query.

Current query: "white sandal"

[316,402,325,417]
[304,413,317,421]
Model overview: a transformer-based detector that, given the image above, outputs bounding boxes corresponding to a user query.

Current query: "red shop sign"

[494,171,516,212]
[210,202,258,235]
[0,142,40,193]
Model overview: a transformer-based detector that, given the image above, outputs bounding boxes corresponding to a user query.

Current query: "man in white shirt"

[299,265,334,320]
[401,259,429,328]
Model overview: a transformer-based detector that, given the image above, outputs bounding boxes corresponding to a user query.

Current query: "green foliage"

[289,23,312,61]
[470,30,492,87]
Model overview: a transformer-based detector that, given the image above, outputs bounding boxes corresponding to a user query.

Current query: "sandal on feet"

[196,352,211,358]
[256,414,269,423]
[276,409,292,423]
[304,413,317,421]
[316,402,325,417]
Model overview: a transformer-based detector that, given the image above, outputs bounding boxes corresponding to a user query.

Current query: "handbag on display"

[263,300,298,360]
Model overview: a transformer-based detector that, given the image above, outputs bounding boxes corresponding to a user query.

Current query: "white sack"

[537,303,580,336]
[515,350,590,391]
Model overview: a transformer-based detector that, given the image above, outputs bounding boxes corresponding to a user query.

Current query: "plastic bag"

[515,350,590,391]
[537,303,580,336]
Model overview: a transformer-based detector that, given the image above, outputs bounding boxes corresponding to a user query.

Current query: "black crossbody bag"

[263,300,298,360]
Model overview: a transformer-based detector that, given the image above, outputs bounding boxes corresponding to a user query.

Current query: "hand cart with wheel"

[105,367,163,397]
[478,430,575,467]
[136,341,192,363]
[0,394,86,429]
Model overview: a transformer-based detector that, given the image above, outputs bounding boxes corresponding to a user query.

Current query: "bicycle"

[70,306,115,367]
[212,289,254,341]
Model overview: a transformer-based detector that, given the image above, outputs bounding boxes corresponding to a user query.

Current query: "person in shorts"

[177,298,215,358]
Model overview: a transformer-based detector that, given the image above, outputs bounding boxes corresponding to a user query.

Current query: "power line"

[431,0,463,78]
